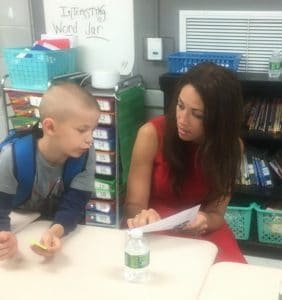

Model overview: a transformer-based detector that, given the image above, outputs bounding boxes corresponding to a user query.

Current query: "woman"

[124,62,246,263]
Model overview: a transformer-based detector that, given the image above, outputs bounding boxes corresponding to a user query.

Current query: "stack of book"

[243,97,282,134]
[240,150,273,187]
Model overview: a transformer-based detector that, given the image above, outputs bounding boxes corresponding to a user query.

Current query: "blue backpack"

[0,130,88,207]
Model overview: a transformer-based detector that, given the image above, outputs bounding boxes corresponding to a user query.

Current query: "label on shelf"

[95,189,112,199]
[98,113,115,125]
[86,200,115,213]
[86,212,115,225]
[93,128,108,139]
[93,126,115,140]
[95,178,116,191]
[95,201,111,213]
[94,139,115,152]
[96,163,115,176]
[96,97,115,112]
[95,214,111,224]
[96,151,115,163]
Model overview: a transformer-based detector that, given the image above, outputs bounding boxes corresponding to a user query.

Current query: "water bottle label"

[269,61,280,70]
[125,252,150,269]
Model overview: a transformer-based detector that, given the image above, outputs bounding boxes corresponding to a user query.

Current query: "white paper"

[10,211,40,233]
[138,204,200,233]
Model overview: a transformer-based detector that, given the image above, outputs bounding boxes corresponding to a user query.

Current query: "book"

[245,151,257,186]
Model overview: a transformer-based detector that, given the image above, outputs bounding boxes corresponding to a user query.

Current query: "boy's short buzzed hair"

[39,82,100,122]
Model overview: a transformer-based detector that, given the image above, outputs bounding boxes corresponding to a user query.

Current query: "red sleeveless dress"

[149,115,246,263]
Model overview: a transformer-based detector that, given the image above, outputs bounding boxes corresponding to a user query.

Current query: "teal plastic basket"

[167,51,241,74]
[254,204,282,245]
[3,47,77,91]
[224,204,253,240]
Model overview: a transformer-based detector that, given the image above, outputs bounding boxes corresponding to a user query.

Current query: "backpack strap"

[63,151,89,190]
[12,134,36,206]
[10,131,88,205]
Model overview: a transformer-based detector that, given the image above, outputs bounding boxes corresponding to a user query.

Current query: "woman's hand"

[127,208,161,228]
[30,224,63,257]
[0,231,18,260]
[177,211,208,236]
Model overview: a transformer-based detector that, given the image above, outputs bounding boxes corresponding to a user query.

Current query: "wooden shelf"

[234,185,282,200]
[241,130,282,143]
[238,239,282,260]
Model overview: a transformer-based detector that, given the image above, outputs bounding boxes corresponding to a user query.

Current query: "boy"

[0,82,100,259]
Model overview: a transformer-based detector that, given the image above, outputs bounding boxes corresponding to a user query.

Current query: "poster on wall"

[43,0,134,75]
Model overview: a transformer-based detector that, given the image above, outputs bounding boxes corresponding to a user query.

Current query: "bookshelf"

[159,72,282,259]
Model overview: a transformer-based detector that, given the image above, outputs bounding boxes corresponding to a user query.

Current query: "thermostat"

[146,38,163,61]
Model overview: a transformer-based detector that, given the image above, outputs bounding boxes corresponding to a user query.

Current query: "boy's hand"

[0,231,18,260]
[127,208,161,228]
[31,225,63,257]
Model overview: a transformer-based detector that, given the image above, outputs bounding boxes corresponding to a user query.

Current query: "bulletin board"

[43,0,134,75]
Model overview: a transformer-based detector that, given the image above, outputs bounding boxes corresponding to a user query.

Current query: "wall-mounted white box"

[146,37,163,61]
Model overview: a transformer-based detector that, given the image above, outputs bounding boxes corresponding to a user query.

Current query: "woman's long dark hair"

[163,62,243,203]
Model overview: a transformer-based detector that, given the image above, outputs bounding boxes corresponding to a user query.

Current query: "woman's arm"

[201,195,230,232]
[180,195,230,235]
[124,122,159,225]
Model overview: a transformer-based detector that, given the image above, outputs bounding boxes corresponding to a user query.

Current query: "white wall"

[0,0,33,140]
[144,89,163,120]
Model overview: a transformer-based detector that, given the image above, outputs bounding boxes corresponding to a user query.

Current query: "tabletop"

[0,221,218,300]
[198,261,282,300]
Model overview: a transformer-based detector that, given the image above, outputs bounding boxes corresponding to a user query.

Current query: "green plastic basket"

[224,204,253,240]
[254,204,282,245]
[3,47,77,91]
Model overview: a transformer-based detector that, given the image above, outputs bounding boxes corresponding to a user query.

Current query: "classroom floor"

[245,255,282,269]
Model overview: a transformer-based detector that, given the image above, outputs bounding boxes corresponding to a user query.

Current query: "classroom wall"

[133,0,282,118]
[0,0,33,77]
[2,0,282,130]
[140,0,282,89]
[0,0,34,140]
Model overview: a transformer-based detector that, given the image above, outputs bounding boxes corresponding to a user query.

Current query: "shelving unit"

[85,76,145,228]
[159,72,282,259]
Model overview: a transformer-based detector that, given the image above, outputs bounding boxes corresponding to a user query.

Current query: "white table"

[0,221,217,300]
[198,261,282,300]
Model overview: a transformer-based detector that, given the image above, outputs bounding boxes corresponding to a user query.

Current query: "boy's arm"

[53,146,95,235]
[52,188,91,235]
[0,145,17,231]
[0,192,14,231]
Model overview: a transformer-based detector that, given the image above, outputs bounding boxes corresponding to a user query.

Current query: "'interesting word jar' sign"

[43,0,134,75]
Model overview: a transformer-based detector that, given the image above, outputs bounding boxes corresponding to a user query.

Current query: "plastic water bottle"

[124,228,150,283]
[268,50,281,78]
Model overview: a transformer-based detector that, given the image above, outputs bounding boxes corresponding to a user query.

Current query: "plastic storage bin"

[3,47,77,90]
[255,205,282,245]
[224,204,253,240]
[167,51,241,74]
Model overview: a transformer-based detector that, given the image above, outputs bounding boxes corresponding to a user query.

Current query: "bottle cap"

[128,228,143,238]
